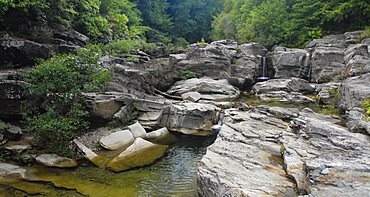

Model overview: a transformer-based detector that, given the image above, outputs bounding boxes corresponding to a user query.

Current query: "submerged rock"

[107,138,168,172]
[36,154,78,168]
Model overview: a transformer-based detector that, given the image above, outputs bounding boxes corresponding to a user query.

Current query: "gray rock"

[99,130,134,150]
[159,101,221,135]
[181,92,202,102]
[273,48,309,78]
[127,122,147,138]
[198,110,295,197]
[310,47,345,83]
[35,154,78,168]
[339,73,370,110]
[167,77,240,100]
[0,162,27,178]
[5,144,31,153]
[252,78,314,94]
[259,91,314,103]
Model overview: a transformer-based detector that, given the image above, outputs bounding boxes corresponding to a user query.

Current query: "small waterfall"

[305,53,312,82]
[257,57,270,80]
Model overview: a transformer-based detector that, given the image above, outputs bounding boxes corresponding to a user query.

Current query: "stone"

[5,144,31,153]
[99,130,134,150]
[145,127,170,139]
[0,162,27,178]
[167,77,240,100]
[35,154,78,168]
[182,92,202,102]
[2,124,23,140]
[252,78,314,94]
[106,138,168,172]
[310,47,345,83]
[159,101,221,135]
[198,109,295,197]
[272,47,309,78]
[259,91,314,103]
[339,73,370,111]
[127,122,147,138]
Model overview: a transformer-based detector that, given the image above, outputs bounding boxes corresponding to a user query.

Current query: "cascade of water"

[305,53,312,82]
[257,57,270,80]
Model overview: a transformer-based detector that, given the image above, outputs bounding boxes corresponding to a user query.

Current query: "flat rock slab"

[107,138,168,172]
[127,122,147,138]
[99,130,134,150]
[36,154,78,168]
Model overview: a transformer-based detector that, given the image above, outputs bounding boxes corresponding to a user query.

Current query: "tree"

[22,48,111,156]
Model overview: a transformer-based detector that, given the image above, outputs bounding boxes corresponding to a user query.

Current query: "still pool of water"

[0,134,217,197]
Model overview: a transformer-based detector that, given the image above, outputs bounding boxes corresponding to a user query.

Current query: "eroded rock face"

[339,73,370,110]
[198,106,370,196]
[252,78,314,94]
[159,101,221,135]
[167,77,240,101]
[198,108,296,196]
[272,47,309,78]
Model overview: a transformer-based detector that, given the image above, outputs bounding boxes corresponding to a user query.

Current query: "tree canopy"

[211,0,370,48]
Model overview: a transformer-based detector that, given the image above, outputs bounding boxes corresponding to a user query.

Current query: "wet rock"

[99,130,134,150]
[107,138,168,172]
[252,78,314,94]
[36,154,78,168]
[0,162,27,178]
[167,77,240,100]
[159,101,221,135]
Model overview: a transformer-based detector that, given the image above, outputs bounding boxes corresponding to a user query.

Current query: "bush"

[361,99,370,121]
[22,48,111,156]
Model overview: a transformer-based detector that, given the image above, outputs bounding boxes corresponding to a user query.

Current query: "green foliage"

[0,119,7,130]
[197,38,209,45]
[321,104,340,115]
[179,70,196,80]
[361,99,370,121]
[22,48,111,156]
[211,0,370,48]
[120,103,141,126]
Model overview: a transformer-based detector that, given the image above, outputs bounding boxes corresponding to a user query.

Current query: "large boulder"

[106,138,168,172]
[198,106,370,196]
[167,77,240,101]
[198,108,296,196]
[99,130,134,150]
[159,101,221,135]
[252,78,314,94]
[339,73,370,111]
[272,47,309,78]
[310,47,345,83]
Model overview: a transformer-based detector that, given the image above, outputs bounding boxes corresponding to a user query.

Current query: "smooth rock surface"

[36,154,78,168]
[127,122,147,138]
[107,138,168,172]
[99,130,134,150]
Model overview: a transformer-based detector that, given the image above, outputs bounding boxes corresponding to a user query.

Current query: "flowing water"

[0,133,217,197]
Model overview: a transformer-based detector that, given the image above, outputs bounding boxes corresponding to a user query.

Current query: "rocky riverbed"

[1,29,370,196]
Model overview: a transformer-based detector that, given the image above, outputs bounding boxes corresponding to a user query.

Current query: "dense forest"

[0,0,369,48]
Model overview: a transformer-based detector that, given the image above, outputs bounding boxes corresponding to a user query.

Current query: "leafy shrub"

[22,48,111,156]
[179,70,196,80]
[361,99,370,121]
